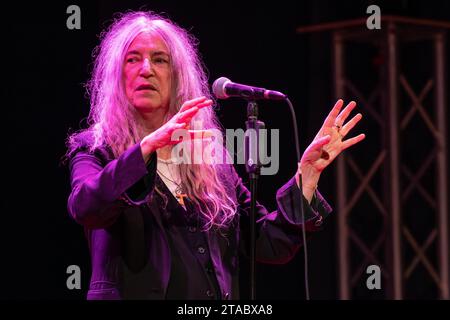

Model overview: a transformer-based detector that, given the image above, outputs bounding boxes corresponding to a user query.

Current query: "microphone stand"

[244,100,265,300]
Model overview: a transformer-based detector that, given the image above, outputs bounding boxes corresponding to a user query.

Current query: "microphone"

[212,77,286,100]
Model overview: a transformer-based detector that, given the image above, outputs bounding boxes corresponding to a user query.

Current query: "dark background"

[2,0,450,299]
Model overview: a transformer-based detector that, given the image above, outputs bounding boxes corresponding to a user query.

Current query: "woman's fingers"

[179,96,210,112]
[175,122,186,129]
[323,99,344,128]
[188,129,214,139]
[195,100,213,109]
[167,98,213,139]
[335,101,357,127]
[177,99,212,121]
[340,113,362,137]
[179,96,206,112]
[176,99,213,122]
[342,133,366,150]
[176,107,199,122]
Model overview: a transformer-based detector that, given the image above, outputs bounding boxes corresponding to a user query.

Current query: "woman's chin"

[134,101,166,113]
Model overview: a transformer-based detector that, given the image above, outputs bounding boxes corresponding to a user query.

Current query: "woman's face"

[123,32,172,114]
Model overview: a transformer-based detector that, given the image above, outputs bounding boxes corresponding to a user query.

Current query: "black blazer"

[67,134,332,299]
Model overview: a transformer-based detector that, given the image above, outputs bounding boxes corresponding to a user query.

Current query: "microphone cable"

[285,97,310,300]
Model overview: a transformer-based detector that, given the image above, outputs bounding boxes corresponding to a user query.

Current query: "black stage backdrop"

[2,0,450,300]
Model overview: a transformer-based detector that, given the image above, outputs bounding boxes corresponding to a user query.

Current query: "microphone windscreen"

[212,77,230,99]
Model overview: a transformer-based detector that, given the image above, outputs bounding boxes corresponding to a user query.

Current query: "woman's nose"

[140,58,153,77]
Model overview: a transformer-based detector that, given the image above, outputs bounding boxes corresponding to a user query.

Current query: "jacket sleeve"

[233,167,332,264]
[67,142,157,229]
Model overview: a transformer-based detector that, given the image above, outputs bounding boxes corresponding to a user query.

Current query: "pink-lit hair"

[67,11,238,230]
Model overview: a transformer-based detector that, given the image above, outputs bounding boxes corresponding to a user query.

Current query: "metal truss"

[298,16,449,299]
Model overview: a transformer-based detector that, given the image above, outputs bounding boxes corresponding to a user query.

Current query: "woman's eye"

[154,57,169,64]
[127,57,138,63]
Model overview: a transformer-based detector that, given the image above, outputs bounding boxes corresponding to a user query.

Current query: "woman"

[66,11,365,300]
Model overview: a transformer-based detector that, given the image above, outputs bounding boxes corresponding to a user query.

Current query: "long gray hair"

[67,11,238,230]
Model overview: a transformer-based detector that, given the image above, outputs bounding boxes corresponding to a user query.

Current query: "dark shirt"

[156,178,222,299]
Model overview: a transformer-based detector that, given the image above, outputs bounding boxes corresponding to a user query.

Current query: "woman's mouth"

[136,83,157,91]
